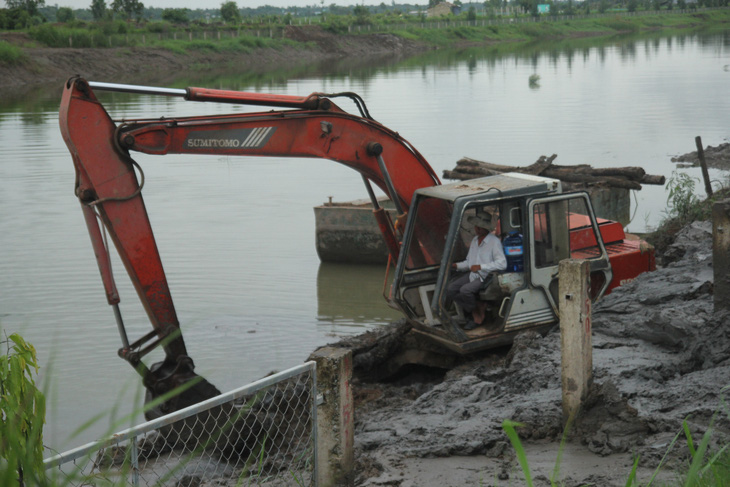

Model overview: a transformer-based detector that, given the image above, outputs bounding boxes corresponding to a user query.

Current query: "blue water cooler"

[503,231,524,272]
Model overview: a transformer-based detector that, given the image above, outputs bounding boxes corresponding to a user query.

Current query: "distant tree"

[677,0,686,8]
[112,0,144,20]
[467,5,476,19]
[90,0,106,20]
[627,0,638,11]
[353,4,370,24]
[220,1,240,23]
[6,0,45,17]
[428,0,439,7]
[56,6,74,22]
[161,7,189,23]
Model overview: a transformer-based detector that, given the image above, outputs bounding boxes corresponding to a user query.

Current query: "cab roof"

[415,172,562,202]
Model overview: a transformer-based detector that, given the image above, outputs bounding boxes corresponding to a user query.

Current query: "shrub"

[666,171,701,220]
[0,334,46,487]
[28,23,64,46]
[146,20,171,33]
[0,41,25,65]
[322,16,350,34]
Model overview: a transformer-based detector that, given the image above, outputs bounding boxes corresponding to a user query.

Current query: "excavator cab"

[391,173,613,354]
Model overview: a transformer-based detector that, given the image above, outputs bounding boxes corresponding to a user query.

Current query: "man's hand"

[470,264,481,272]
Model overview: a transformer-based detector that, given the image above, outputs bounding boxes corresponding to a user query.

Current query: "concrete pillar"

[309,347,354,487]
[713,199,730,313]
[559,259,592,424]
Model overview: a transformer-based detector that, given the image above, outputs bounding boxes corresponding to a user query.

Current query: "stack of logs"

[444,155,666,190]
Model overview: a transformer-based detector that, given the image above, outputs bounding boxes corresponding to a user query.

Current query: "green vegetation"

[0,40,26,64]
[502,404,730,486]
[0,333,46,487]
[1,0,729,51]
[647,171,729,255]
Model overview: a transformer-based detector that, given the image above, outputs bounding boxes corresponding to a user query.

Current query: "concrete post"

[309,347,354,487]
[713,199,730,313]
[559,259,592,425]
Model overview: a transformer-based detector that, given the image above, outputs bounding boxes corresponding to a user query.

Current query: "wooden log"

[523,154,557,175]
[442,170,486,180]
[456,157,520,172]
[588,167,646,180]
[450,156,664,188]
[641,174,665,185]
[551,173,643,190]
[450,166,502,177]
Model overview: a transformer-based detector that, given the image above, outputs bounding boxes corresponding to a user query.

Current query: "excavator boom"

[58,77,446,412]
[60,77,655,412]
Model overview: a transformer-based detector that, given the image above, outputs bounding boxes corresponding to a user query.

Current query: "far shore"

[1,8,728,90]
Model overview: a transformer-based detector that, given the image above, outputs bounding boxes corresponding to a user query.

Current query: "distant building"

[427,2,461,17]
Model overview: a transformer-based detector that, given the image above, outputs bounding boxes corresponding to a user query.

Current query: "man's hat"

[467,213,492,230]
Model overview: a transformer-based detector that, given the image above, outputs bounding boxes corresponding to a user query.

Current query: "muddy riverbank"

[0,27,430,90]
[325,220,730,485]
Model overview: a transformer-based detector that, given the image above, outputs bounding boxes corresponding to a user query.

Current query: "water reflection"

[316,263,402,329]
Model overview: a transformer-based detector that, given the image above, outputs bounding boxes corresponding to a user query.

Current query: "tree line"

[2,0,726,30]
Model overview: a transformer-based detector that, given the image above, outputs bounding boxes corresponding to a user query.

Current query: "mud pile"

[351,221,730,486]
[672,142,730,170]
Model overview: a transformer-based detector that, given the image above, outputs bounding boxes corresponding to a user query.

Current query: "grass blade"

[624,455,640,487]
[502,419,533,487]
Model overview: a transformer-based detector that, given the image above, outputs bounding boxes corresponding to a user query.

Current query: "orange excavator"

[59,77,655,413]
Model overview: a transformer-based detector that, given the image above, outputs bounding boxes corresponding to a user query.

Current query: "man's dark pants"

[446,272,484,315]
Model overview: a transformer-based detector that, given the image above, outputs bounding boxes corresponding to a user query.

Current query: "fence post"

[309,347,354,487]
[714,199,730,313]
[559,259,592,425]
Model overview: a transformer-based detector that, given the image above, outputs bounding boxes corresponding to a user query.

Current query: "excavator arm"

[59,77,446,412]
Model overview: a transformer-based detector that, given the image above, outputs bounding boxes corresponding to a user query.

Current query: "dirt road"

[343,221,729,486]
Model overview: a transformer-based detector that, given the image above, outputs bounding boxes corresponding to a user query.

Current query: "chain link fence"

[44,362,317,487]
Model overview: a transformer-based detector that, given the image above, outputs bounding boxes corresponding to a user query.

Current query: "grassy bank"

[0,40,26,64]
[392,9,730,46]
[5,8,729,54]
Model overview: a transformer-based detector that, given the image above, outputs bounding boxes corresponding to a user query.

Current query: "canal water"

[1,28,728,452]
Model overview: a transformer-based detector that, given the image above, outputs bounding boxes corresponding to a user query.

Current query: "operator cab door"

[528,193,612,311]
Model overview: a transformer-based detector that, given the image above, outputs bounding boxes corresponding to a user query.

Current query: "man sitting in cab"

[447,212,507,331]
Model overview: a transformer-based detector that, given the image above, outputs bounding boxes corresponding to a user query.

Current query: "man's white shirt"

[455,233,507,282]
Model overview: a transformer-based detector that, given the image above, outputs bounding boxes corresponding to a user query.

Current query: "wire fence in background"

[44,361,317,487]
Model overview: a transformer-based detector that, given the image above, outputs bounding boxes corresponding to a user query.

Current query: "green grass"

[380,9,730,46]
[15,8,730,51]
[0,40,26,65]
[501,417,728,486]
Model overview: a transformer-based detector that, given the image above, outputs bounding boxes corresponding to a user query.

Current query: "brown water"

[0,29,728,452]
